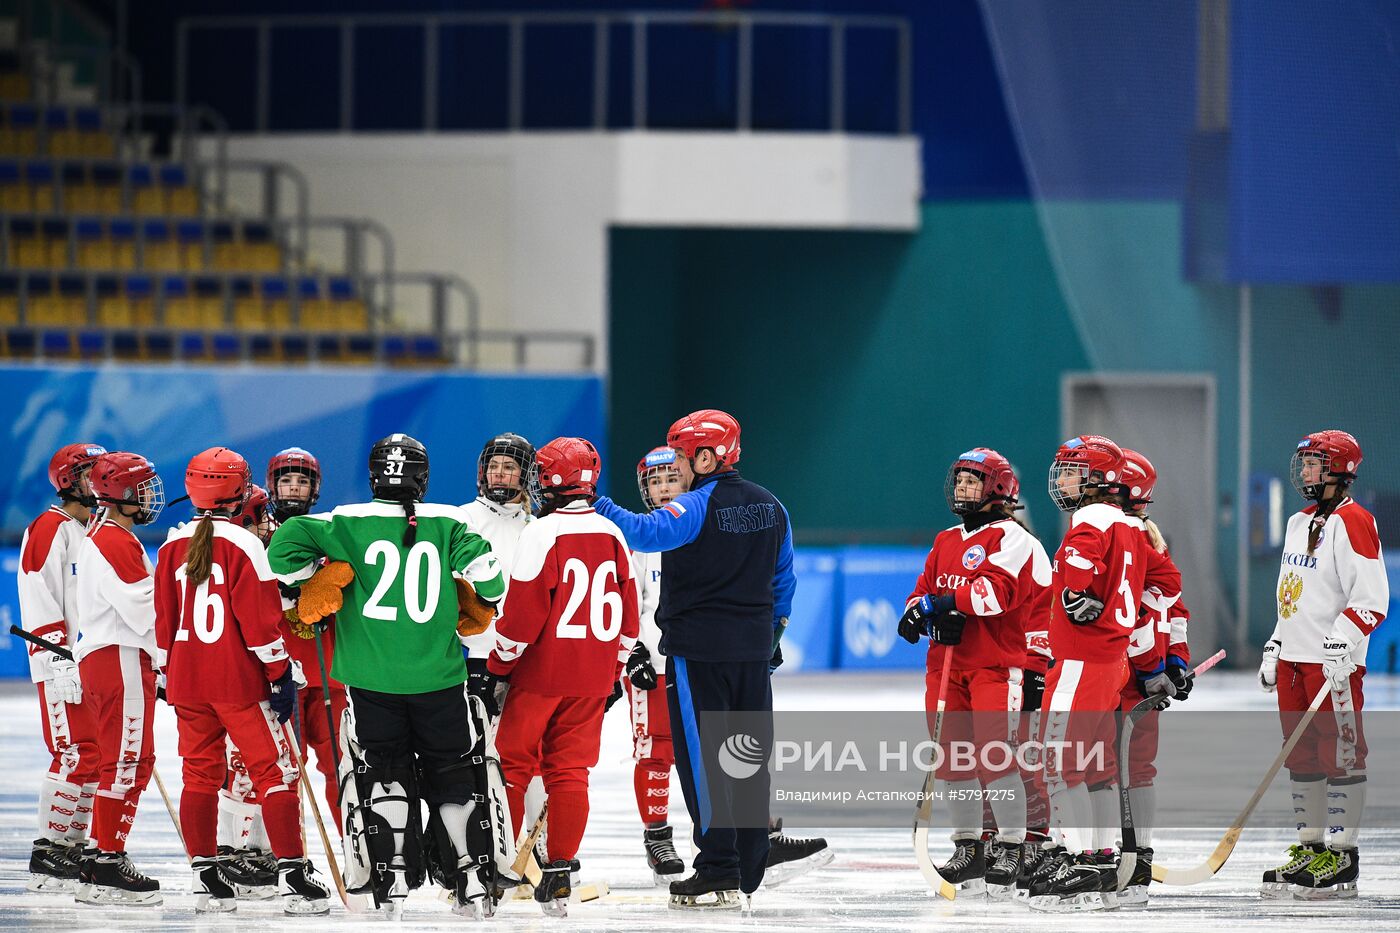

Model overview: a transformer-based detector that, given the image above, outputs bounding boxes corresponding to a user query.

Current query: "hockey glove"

[455,578,498,638]
[268,660,306,724]
[296,561,354,626]
[1165,656,1192,700]
[1258,637,1281,693]
[1135,664,1178,700]
[468,667,506,719]
[46,656,83,706]
[625,644,658,690]
[1321,618,1364,692]
[769,642,784,674]
[1061,589,1104,625]
[605,678,625,712]
[897,594,959,644]
[1022,669,1045,712]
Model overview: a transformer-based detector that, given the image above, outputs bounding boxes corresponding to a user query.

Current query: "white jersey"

[74,517,161,665]
[16,506,85,682]
[1273,498,1388,666]
[630,549,664,674]
[459,496,532,659]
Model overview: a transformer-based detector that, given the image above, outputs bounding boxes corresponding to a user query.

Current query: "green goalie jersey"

[268,500,505,694]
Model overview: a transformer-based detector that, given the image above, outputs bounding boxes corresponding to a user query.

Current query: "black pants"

[348,683,475,806]
[666,655,773,893]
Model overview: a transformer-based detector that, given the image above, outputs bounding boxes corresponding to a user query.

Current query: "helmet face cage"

[267,448,321,519]
[136,474,166,525]
[478,435,534,504]
[637,449,683,512]
[1290,448,1332,501]
[945,464,989,516]
[1048,459,1091,513]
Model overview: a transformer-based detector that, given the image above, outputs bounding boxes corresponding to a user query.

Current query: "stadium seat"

[177,220,206,271]
[62,161,99,213]
[44,108,74,157]
[40,217,70,267]
[0,159,25,211]
[10,217,44,268]
[95,275,126,326]
[240,222,281,272]
[90,162,123,214]
[193,276,226,328]
[143,219,179,271]
[25,274,57,324]
[3,104,37,156]
[346,333,375,363]
[280,333,310,362]
[56,275,89,325]
[211,221,239,270]
[411,335,445,364]
[262,276,292,329]
[77,329,105,359]
[0,273,18,325]
[40,328,74,358]
[74,108,115,159]
[145,330,174,360]
[0,72,32,103]
[110,329,143,360]
[75,217,109,269]
[382,334,408,364]
[314,332,345,362]
[298,277,335,330]
[109,218,138,269]
[24,160,53,211]
[328,277,369,331]
[130,163,160,215]
[249,332,278,362]
[160,164,198,216]
[162,276,194,328]
[210,332,240,361]
[5,326,36,356]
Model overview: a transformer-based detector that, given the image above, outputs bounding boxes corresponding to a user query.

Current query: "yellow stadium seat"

[144,243,182,272]
[0,184,28,211]
[0,74,32,99]
[48,130,81,158]
[97,297,133,327]
[0,296,18,325]
[299,300,338,331]
[63,184,101,214]
[79,239,137,270]
[167,187,198,216]
[31,185,53,212]
[0,130,36,156]
[179,243,206,272]
[29,296,85,326]
[133,188,163,215]
[14,237,50,269]
[233,297,268,331]
[338,300,369,332]
[81,133,116,159]
[163,297,200,329]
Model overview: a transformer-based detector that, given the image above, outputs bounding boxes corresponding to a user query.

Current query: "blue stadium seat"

[411,335,443,362]
[43,107,69,131]
[111,330,142,358]
[210,332,240,361]
[382,334,408,362]
[280,333,309,361]
[145,331,173,359]
[178,332,206,358]
[6,327,36,355]
[41,329,72,356]
[77,329,105,359]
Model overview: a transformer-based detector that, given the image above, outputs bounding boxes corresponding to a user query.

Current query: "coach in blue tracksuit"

[593,409,795,903]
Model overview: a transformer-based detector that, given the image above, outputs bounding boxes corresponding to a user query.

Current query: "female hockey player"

[488,437,640,916]
[18,443,106,892]
[72,451,165,905]
[268,434,510,919]
[897,447,1051,898]
[267,447,321,524]
[1258,430,1387,899]
[154,447,329,915]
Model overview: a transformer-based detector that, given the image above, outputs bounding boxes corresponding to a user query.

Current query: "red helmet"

[1119,448,1157,513]
[1048,434,1126,513]
[232,484,273,539]
[267,446,321,520]
[944,447,1019,515]
[636,446,683,511]
[1291,430,1362,501]
[90,451,165,524]
[48,442,107,503]
[531,437,602,504]
[186,447,250,511]
[667,409,741,468]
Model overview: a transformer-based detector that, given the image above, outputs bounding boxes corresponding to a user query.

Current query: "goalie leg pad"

[337,706,426,901]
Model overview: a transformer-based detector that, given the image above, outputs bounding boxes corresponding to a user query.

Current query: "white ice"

[1,671,1397,931]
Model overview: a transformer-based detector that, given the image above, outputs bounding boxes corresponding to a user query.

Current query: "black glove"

[897,594,960,645]
[1135,665,1178,700]
[625,644,658,690]
[469,667,506,719]
[1022,669,1045,712]
[605,678,625,712]
[769,642,784,674]
[277,581,301,601]
[1166,657,1192,700]
[1061,589,1104,625]
[268,665,298,724]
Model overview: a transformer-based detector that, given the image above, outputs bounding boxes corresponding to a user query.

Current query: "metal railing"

[6,42,142,107]
[175,10,912,135]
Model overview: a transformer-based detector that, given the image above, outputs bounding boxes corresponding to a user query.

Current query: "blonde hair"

[1143,517,1167,554]
[186,513,216,586]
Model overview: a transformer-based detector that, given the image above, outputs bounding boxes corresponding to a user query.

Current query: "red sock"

[260,789,303,859]
[92,790,140,852]
[545,789,589,862]
[179,789,219,858]
[634,758,670,826]
[506,782,527,841]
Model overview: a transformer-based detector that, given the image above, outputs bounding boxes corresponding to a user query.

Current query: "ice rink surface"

[1,670,1397,931]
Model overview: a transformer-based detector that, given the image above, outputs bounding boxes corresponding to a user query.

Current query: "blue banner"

[776,549,839,673]
[835,547,930,671]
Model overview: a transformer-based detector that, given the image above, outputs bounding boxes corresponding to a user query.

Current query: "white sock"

[944,779,983,840]
[1127,784,1156,848]
[986,774,1026,844]
[218,790,260,849]
[1050,781,1093,853]
[1326,779,1366,849]
[371,782,411,860]
[37,776,83,842]
[1089,784,1118,851]
[437,802,478,868]
[1290,775,1327,845]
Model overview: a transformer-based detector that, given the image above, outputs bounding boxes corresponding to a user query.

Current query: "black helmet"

[369,434,429,502]
[477,432,535,504]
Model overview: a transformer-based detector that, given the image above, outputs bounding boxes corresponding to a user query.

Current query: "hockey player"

[72,451,165,905]
[1258,430,1386,899]
[267,434,511,919]
[593,410,796,909]
[18,443,106,892]
[267,447,321,524]
[487,437,640,915]
[154,447,330,915]
[897,448,1051,898]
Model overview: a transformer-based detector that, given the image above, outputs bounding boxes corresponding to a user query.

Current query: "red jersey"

[281,611,341,689]
[1024,583,1053,676]
[1050,503,1166,665]
[906,517,1052,671]
[488,503,639,697]
[1136,547,1190,670]
[155,517,292,705]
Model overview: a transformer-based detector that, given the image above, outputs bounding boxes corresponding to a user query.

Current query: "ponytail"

[186,513,216,586]
[402,500,418,547]
[1143,517,1167,554]
[1306,481,1350,556]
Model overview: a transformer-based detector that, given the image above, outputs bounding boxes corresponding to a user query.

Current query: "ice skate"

[449,870,494,920]
[984,839,1022,900]
[1016,841,1060,903]
[535,859,573,917]
[936,835,986,897]
[74,851,163,907]
[191,856,238,914]
[1287,846,1358,900]
[668,871,742,910]
[377,865,411,919]
[1117,847,1153,907]
[277,858,331,915]
[763,818,833,887]
[1260,842,1324,898]
[1027,852,1104,913]
[644,825,685,886]
[216,845,277,900]
[1093,849,1119,910]
[27,838,81,893]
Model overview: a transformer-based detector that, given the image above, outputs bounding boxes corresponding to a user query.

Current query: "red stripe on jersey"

[88,523,149,584]
[21,509,70,574]
[1337,502,1381,560]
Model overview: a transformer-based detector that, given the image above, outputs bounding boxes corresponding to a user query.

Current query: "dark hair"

[186,513,216,586]
[402,500,418,547]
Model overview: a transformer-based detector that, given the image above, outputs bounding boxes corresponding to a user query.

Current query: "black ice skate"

[1016,840,1060,902]
[277,857,331,915]
[191,856,238,913]
[75,851,163,906]
[762,818,833,887]
[535,859,573,917]
[27,838,81,893]
[644,825,685,886]
[1027,852,1104,913]
[1093,849,1120,910]
[216,845,277,900]
[984,839,1022,899]
[1118,846,1153,908]
[668,871,742,910]
[1260,842,1324,898]
[1286,846,1358,900]
[936,835,986,897]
